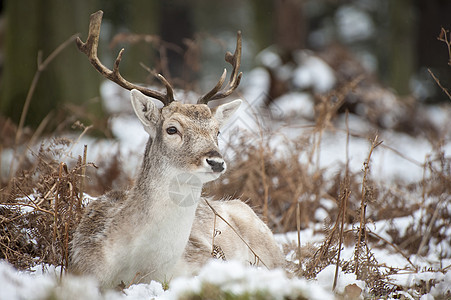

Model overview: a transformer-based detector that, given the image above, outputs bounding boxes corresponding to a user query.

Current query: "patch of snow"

[0,261,55,300]
[314,207,329,222]
[335,5,374,42]
[242,67,271,104]
[301,118,445,183]
[164,259,334,300]
[100,81,133,114]
[270,92,315,120]
[429,270,451,298]
[293,50,336,93]
[0,259,338,300]
[275,226,326,246]
[319,198,337,211]
[109,115,147,151]
[316,264,365,295]
[356,51,378,73]
[124,282,165,299]
[389,270,447,292]
[0,148,14,179]
[425,104,451,133]
[256,46,282,69]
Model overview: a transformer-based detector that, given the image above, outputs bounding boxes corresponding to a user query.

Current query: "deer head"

[76,10,243,183]
[131,89,241,183]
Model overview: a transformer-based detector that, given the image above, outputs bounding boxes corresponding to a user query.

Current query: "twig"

[38,182,58,207]
[8,112,54,183]
[2,200,54,216]
[0,144,3,183]
[10,185,54,215]
[211,213,218,254]
[53,163,64,242]
[437,27,451,66]
[333,111,352,291]
[9,34,76,184]
[296,202,301,260]
[429,28,451,100]
[355,134,382,275]
[62,221,69,278]
[259,141,269,223]
[427,68,451,100]
[126,272,142,289]
[334,127,424,168]
[79,145,88,210]
[63,181,74,275]
[64,125,93,158]
[366,230,416,270]
[416,197,444,257]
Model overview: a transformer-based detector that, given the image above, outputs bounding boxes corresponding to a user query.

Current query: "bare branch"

[437,27,451,66]
[16,34,78,146]
[428,68,451,101]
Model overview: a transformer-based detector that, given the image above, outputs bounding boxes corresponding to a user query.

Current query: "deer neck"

[106,138,204,284]
[131,138,203,213]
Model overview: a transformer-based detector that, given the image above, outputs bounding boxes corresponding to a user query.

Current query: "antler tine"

[76,10,175,106]
[156,74,175,103]
[197,31,243,105]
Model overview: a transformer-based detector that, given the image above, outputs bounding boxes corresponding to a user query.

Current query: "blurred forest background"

[0,0,450,130]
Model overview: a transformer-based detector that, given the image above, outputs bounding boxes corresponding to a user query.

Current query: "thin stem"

[428,68,451,100]
[15,34,78,146]
[211,214,217,255]
[79,145,88,211]
[355,135,382,275]
[296,202,301,260]
[259,142,269,223]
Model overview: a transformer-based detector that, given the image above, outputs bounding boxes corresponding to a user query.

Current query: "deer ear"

[130,89,160,136]
[214,99,242,128]
[213,99,242,127]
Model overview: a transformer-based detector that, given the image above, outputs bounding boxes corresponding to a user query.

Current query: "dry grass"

[203,71,450,297]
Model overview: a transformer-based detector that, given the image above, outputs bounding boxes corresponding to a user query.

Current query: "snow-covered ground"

[1,228,450,299]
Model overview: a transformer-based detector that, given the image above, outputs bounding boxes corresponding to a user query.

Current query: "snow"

[335,5,375,43]
[316,265,365,295]
[293,50,336,93]
[167,260,333,300]
[0,260,333,300]
[256,46,283,70]
[3,220,448,300]
[0,261,54,300]
[269,92,315,120]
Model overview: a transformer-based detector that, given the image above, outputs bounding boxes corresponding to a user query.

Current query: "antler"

[197,31,243,105]
[76,10,175,106]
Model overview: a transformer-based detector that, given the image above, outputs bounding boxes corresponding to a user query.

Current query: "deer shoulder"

[175,199,285,276]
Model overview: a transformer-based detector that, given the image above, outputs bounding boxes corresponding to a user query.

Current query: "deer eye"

[166,126,178,135]
[217,131,221,136]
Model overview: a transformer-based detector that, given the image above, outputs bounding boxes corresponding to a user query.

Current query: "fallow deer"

[70,11,284,288]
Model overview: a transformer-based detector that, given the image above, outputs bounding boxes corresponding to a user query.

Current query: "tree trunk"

[1,0,101,128]
[387,0,415,96]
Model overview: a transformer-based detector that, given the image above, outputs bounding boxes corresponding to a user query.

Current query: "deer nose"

[206,158,225,173]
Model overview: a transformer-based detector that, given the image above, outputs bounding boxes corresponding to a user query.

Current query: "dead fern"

[0,138,95,274]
